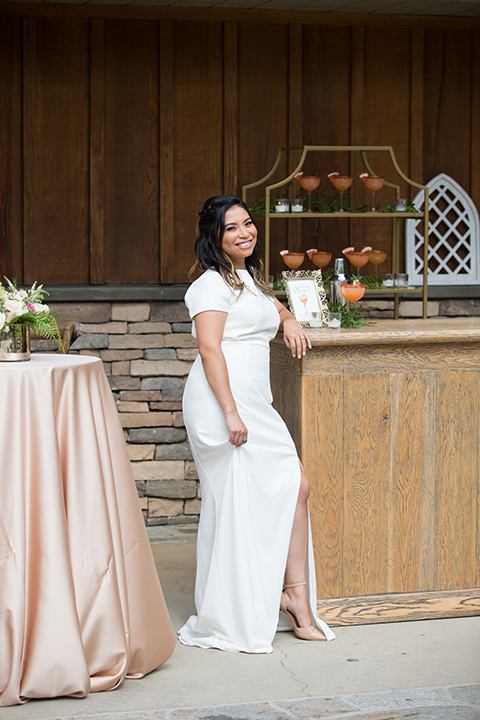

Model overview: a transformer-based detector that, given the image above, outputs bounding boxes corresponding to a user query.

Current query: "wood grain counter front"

[271,318,480,625]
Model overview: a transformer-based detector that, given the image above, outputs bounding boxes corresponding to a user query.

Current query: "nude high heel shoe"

[280,582,327,641]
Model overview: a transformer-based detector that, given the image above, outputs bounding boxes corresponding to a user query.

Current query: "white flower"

[33,302,49,314]
[4,298,27,324]
[0,312,5,331]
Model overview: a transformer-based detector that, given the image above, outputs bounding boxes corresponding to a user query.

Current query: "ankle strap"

[283,581,306,589]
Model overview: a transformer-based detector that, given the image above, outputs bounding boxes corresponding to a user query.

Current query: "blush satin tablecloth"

[0,355,176,707]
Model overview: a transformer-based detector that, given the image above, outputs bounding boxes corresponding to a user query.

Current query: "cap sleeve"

[184,270,235,319]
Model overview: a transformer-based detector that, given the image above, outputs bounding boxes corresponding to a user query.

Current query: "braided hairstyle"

[190,195,274,297]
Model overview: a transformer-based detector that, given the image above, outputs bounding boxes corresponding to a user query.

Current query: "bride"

[177,195,335,653]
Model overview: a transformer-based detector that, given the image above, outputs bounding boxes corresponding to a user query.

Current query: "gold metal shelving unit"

[242,145,430,319]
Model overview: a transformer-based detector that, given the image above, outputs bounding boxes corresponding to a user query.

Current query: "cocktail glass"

[360,175,385,212]
[328,174,353,213]
[369,249,388,286]
[340,282,365,304]
[281,252,304,270]
[299,294,308,313]
[310,251,332,269]
[344,250,370,277]
[298,176,321,213]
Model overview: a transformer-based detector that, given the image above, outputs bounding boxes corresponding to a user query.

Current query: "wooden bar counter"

[271,318,480,626]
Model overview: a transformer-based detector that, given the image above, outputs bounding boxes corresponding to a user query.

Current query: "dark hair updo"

[191,195,273,297]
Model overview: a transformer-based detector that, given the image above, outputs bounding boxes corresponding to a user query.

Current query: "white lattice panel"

[406,173,480,286]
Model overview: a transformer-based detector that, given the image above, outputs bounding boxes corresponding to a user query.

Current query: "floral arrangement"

[0,278,61,346]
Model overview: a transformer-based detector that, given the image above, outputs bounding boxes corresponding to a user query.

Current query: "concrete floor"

[3,525,479,719]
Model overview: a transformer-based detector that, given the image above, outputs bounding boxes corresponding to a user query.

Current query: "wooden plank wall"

[0,6,479,285]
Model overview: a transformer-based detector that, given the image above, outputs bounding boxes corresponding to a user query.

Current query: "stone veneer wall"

[33,295,480,525]
[33,299,199,527]
[359,297,480,319]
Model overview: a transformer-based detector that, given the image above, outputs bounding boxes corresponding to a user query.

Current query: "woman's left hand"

[282,317,312,359]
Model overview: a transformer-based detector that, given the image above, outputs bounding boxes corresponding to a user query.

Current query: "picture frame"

[282,270,328,327]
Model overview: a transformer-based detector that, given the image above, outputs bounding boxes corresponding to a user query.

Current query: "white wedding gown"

[178,269,335,653]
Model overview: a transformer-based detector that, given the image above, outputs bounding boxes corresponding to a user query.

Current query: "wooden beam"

[223,21,238,196]
[10,18,22,282]
[90,18,105,285]
[317,588,480,626]
[350,25,365,249]
[410,27,424,188]
[350,27,364,150]
[0,16,22,281]
[159,19,174,284]
[288,24,302,149]
[288,23,302,252]
[23,16,37,283]
[1,3,479,31]
[471,30,480,213]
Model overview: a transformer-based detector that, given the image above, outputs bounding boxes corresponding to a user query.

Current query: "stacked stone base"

[34,300,199,526]
[361,298,480,319]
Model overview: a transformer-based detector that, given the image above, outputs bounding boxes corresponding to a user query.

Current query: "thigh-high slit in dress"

[177,269,335,653]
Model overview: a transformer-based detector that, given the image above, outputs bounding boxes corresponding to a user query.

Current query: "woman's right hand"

[194,310,248,448]
[225,410,248,447]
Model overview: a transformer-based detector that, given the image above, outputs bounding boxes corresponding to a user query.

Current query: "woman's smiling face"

[221,206,258,269]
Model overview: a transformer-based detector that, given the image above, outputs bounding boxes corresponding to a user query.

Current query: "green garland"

[250,187,419,215]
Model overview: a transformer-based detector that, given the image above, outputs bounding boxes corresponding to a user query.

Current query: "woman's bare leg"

[283,465,313,628]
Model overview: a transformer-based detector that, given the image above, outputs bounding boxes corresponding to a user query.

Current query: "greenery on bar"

[328,299,375,329]
[348,274,383,289]
[250,184,419,215]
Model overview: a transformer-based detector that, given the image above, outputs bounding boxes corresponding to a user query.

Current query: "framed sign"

[282,270,328,327]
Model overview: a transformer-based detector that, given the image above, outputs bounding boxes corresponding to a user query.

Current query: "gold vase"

[0,325,31,361]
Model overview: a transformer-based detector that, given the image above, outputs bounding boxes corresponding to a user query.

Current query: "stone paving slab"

[34,684,480,720]
[147,524,198,543]
[449,686,480,707]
